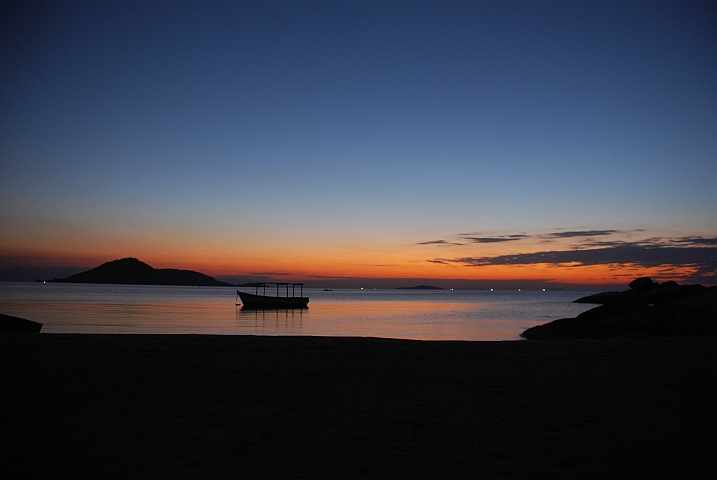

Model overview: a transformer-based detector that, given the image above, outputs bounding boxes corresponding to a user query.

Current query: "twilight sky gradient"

[2,1,716,287]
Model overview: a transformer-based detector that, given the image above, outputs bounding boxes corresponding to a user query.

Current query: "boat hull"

[237,291,309,309]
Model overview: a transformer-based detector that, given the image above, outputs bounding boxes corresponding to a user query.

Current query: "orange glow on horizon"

[4,249,703,286]
[2,227,712,286]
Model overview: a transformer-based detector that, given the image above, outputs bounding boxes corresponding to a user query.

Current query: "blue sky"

[1,1,716,285]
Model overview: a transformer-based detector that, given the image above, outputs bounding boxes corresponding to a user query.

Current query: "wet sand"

[2,334,715,479]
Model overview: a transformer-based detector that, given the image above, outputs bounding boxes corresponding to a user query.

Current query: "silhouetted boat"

[236,283,309,309]
[323,288,332,291]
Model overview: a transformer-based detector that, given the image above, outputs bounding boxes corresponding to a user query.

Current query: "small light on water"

[543,288,546,292]
[360,287,364,290]
[490,288,493,292]
[518,288,521,292]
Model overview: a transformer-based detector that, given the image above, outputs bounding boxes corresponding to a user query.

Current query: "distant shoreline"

[396,285,444,290]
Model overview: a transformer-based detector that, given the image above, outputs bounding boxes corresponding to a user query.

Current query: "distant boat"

[323,288,332,291]
[236,283,309,309]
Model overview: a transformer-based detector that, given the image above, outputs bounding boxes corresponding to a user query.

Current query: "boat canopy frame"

[250,282,304,298]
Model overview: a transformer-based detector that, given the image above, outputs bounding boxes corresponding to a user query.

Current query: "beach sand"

[2,334,715,479]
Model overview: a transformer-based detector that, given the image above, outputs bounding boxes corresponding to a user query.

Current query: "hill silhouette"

[53,258,231,287]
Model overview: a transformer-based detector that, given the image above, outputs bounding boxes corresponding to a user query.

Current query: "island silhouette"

[49,257,232,287]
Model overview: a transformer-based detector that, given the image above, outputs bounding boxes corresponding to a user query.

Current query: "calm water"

[0,282,598,340]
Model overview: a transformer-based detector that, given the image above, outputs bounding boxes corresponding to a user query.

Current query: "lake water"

[0,282,598,340]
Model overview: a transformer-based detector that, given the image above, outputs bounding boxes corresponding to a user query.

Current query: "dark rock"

[522,306,716,340]
[0,314,42,333]
[574,291,632,304]
[576,300,650,321]
[520,317,585,340]
[628,277,658,294]
[520,311,662,340]
[638,283,706,304]
[522,280,717,340]
[664,286,717,316]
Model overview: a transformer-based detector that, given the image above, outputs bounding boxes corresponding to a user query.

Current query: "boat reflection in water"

[236,283,309,309]
[236,306,304,334]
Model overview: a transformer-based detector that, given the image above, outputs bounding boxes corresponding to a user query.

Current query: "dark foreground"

[2,334,715,479]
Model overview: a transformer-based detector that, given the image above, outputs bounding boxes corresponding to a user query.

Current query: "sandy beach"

[2,333,715,479]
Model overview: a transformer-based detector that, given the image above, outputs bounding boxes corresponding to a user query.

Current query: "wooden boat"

[236,283,309,309]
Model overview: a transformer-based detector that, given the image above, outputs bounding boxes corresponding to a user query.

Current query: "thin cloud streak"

[671,237,717,246]
[416,240,464,246]
[545,230,619,238]
[462,235,528,244]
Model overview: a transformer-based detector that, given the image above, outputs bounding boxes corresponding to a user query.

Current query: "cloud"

[426,259,450,265]
[430,236,717,277]
[461,234,528,243]
[418,234,528,245]
[416,240,463,246]
[545,230,619,238]
[579,236,717,250]
[671,236,717,246]
[576,240,634,248]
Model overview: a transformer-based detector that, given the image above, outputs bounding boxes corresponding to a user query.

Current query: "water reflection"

[235,306,304,334]
[0,283,598,339]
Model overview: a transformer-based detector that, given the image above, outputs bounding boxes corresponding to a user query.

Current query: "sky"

[1,0,716,287]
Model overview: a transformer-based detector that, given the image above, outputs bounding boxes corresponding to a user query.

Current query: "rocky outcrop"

[573,291,633,304]
[574,277,706,305]
[0,313,43,333]
[523,279,717,340]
